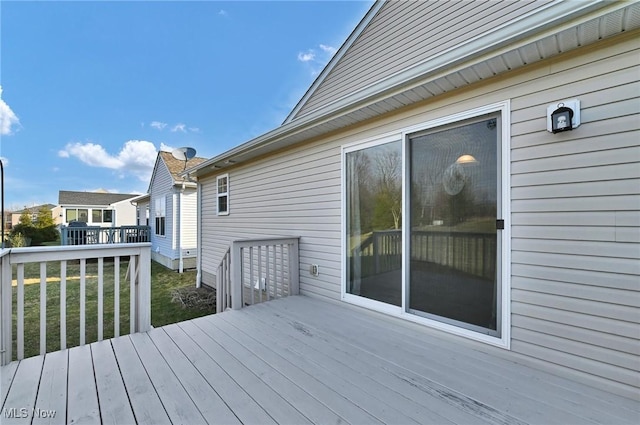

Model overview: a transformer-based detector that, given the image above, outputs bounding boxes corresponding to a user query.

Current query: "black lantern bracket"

[547,99,580,133]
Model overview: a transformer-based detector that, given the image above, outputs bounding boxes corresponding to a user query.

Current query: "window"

[66,208,88,223]
[217,174,229,215]
[92,209,102,223]
[155,197,166,236]
[91,209,113,224]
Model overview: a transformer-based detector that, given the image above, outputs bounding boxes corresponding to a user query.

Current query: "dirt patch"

[170,286,216,310]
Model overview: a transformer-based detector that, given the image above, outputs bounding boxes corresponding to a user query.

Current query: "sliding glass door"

[408,115,501,335]
[343,108,504,339]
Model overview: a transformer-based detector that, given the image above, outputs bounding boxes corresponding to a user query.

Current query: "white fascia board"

[188,0,620,178]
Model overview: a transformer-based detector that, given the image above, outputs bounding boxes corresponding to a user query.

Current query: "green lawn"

[11,260,214,360]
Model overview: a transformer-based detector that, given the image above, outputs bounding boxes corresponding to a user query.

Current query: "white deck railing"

[216,237,300,311]
[0,243,151,365]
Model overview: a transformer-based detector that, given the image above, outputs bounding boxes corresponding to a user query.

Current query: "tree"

[19,209,32,226]
[35,206,55,228]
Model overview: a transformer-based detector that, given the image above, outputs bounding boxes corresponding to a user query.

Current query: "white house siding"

[180,189,198,250]
[294,0,551,119]
[200,31,639,399]
[150,161,177,269]
[111,199,137,227]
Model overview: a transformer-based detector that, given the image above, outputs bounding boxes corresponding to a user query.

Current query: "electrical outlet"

[310,264,319,277]
[254,277,266,291]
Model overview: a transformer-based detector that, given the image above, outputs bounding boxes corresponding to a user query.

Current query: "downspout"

[178,184,184,274]
[196,181,202,288]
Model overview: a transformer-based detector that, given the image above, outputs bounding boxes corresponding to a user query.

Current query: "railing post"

[61,226,67,245]
[231,242,243,309]
[1,250,12,365]
[373,231,380,274]
[136,246,152,332]
[289,240,299,296]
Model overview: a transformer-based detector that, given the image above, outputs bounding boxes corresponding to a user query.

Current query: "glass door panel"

[346,141,402,306]
[409,116,500,334]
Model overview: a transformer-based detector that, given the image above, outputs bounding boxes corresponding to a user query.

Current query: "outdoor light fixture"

[547,99,580,133]
[455,154,478,165]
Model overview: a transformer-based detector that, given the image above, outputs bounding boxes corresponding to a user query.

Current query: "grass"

[11,260,214,360]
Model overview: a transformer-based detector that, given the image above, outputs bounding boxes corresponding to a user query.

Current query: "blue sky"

[0,0,373,210]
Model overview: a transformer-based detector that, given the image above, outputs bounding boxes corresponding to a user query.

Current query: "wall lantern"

[547,99,580,133]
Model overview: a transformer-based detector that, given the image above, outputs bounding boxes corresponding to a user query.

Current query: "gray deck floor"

[1,295,638,424]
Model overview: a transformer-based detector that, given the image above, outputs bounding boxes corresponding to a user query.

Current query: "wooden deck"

[1,296,638,425]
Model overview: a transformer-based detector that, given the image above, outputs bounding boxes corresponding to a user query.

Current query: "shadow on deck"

[1,296,638,424]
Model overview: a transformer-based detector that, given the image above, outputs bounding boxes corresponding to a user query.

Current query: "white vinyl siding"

[150,160,175,264]
[181,189,198,250]
[200,31,639,399]
[294,0,550,118]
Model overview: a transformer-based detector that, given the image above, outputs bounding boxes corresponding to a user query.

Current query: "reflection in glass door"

[409,115,501,335]
[346,140,402,306]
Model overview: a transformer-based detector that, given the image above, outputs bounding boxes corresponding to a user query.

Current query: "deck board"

[146,327,241,425]
[279,296,639,424]
[91,340,136,425]
[32,349,67,425]
[1,295,638,425]
[163,323,276,425]
[180,318,311,424]
[67,345,101,425]
[199,314,356,423]
[235,303,490,425]
[110,335,171,425]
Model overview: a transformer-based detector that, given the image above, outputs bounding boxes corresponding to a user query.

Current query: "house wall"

[180,189,198,255]
[295,0,552,118]
[111,199,137,227]
[150,160,177,269]
[199,31,639,398]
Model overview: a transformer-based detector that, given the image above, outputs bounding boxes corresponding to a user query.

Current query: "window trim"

[340,100,511,349]
[155,197,166,236]
[217,174,230,216]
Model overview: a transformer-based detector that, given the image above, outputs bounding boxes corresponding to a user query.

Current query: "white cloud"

[297,50,315,62]
[218,9,227,16]
[58,140,159,181]
[160,142,174,152]
[188,127,201,133]
[319,44,336,55]
[171,123,187,133]
[150,121,168,130]
[0,86,20,136]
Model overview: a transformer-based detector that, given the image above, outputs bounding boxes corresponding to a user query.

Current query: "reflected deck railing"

[353,229,496,279]
[60,225,151,245]
[0,243,151,365]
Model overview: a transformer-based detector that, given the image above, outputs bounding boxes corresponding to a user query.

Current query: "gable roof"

[188,0,640,179]
[58,191,139,206]
[14,204,56,214]
[158,151,207,184]
[283,0,384,124]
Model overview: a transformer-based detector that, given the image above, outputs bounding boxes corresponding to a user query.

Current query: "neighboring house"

[140,151,206,271]
[11,203,56,227]
[58,190,139,227]
[187,1,640,400]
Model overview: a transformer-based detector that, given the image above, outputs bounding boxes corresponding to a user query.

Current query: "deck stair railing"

[0,243,151,365]
[216,237,300,312]
[61,225,151,245]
